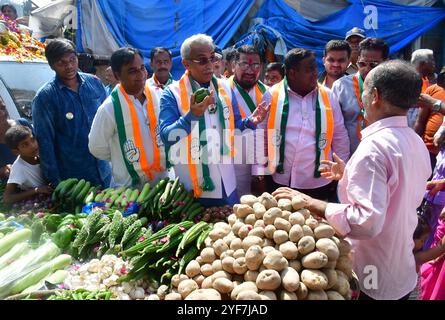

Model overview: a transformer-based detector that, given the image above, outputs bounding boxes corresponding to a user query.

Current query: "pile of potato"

[152,193,354,300]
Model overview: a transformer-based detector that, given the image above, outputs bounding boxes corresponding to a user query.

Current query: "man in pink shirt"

[252,48,350,201]
[274,60,431,300]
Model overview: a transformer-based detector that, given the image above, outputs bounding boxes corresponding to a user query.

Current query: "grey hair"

[180,34,215,60]
[367,60,422,110]
[411,49,434,66]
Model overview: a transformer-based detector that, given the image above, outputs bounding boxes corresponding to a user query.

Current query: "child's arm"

[3,183,52,204]
[415,236,445,265]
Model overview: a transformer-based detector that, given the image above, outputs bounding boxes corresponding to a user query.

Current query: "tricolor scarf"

[353,73,365,140]
[230,79,267,119]
[178,71,235,197]
[111,84,165,187]
[151,73,173,89]
[421,77,430,93]
[267,78,334,177]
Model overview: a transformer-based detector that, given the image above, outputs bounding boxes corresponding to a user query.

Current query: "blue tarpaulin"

[235,0,445,69]
[78,0,255,78]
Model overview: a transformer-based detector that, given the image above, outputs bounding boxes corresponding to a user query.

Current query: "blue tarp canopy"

[235,0,445,69]
[77,0,255,78]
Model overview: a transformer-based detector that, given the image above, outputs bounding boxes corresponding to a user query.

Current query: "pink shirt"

[253,85,350,189]
[325,116,431,300]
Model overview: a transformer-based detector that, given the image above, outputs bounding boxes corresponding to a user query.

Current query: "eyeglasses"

[237,62,261,71]
[357,60,380,69]
[190,56,218,66]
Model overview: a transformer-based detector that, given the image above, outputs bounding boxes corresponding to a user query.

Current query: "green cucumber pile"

[46,288,113,300]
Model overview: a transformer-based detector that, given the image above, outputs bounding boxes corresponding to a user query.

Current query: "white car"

[0,55,54,122]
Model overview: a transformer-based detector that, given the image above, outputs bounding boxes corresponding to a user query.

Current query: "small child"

[3,125,52,204]
[413,215,445,270]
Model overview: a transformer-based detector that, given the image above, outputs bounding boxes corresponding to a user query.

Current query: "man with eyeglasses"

[229,45,268,196]
[159,34,269,206]
[32,39,111,188]
[147,47,174,90]
[332,38,389,155]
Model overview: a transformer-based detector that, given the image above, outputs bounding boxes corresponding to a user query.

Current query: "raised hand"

[249,101,270,125]
[190,90,215,118]
[320,153,345,181]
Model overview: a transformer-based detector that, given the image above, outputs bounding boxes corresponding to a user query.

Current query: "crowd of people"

[1,26,445,300]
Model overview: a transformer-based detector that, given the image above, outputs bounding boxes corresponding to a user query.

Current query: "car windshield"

[0,60,54,121]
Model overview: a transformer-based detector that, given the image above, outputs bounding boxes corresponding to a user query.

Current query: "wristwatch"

[432,99,442,112]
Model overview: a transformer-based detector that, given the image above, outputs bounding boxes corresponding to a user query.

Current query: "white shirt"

[8,157,45,190]
[89,93,168,187]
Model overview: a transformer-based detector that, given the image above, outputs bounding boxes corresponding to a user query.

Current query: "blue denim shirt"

[159,82,255,147]
[31,72,111,187]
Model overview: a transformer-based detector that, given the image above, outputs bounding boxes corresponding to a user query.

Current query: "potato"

[186,260,201,278]
[326,290,345,300]
[235,204,255,218]
[259,291,277,300]
[289,259,302,272]
[263,250,288,271]
[240,195,258,206]
[298,236,316,255]
[213,277,234,294]
[289,224,304,243]
[259,192,278,209]
[289,212,305,226]
[314,225,336,239]
[338,239,352,256]
[165,292,182,300]
[253,219,266,229]
[291,195,306,210]
[178,279,199,299]
[185,288,222,300]
[212,259,223,273]
[278,198,293,211]
[228,213,238,226]
[193,274,205,287]
[230,281,258,300]
[212,270,232,282]
[281,210,291,221]
[256,269,281,290]
[301,252,329,269]
[233,249,245,259]
[223,233,236,247]
[214,222,231,233]
[196,256,203,265]
[336,256,353,278]
[242,235,263,251]
[244,270,259,282]
[237,290,262,300]
[316,238,340,261]
[171,274,189,287]
[262,246,275,255]
[230,238,243,251]
[296,282,308,300]
[245,214,257,226]
[281,267,300,292]
[245,245,265,271]
[333,275,350,297]
[279,241,299,260]
[213,239,229,257]
[208,228,226,241]
[233,257,248,275]
[280,290,298,300]
[222,256,235,273]
[201,264,214,277]
[302,225,314,237]
[324,260,337,269]
[322,268,338,289]
[220,249,234,259]
[273,230,289,244]
[147,294,160,300]
[306,290,328,300]
[263,207,282,225]
[253,202,267,219]
[297,208,311,219]
[301,269,329,290]
[201,248,216,264]
[264,225,276,239]
[305,218,319,230]
[274,217,292,232]
[248,227,265,238]
[231,221,245,236]
[238,224,253,239]
[157,285,169,299]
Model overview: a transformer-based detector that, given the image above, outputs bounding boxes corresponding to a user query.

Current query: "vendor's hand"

[418,93,436,109]
[434,128,445,147]
[0,164,11,179]
[190,90,215,118]
[320,153,345,181]
[249,101,270,125]
[35,185,53,195]
[272,187,311,202]
[426,179,445,196]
